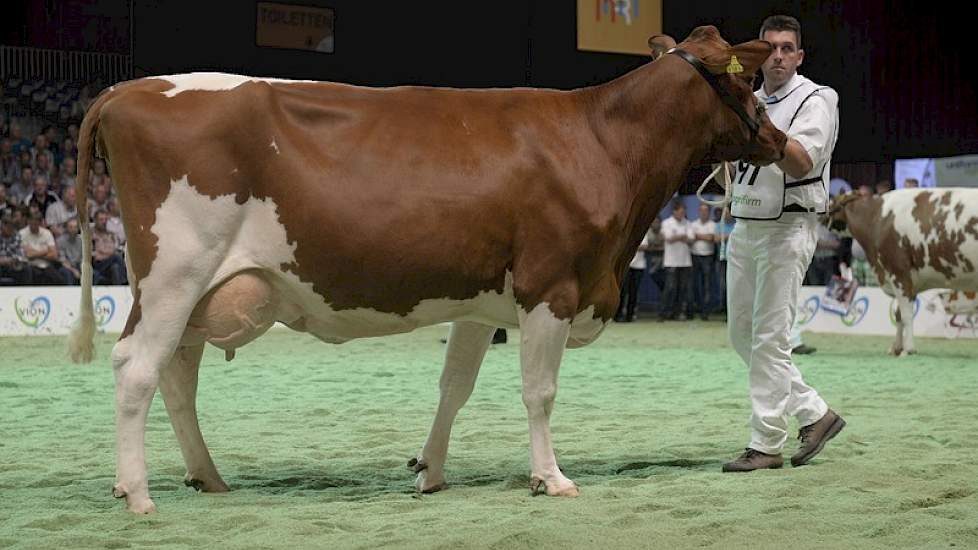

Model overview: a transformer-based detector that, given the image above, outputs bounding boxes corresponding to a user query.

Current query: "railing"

[0,45,132,83]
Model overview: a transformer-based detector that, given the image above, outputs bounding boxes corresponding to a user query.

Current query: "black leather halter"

[669,48,763,142]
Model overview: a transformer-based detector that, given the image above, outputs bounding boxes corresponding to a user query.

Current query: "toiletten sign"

[257,2,335,53]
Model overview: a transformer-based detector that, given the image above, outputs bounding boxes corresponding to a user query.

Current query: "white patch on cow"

[123,177,611,350]
[270,139,279,154]
[155,72,315,98]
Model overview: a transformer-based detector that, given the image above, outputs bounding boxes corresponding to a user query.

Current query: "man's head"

[0,138,11,155]
[44,126,58,145]
[0,184,6,203]
[93,158,107,176]
[903,177,919,189]
[0,215,14,237]
[61,186,75,206]
[875,180,892,195]
[672,202,686,220]
[698,203,711,222]
[857,184,873,198]
[93,184,109,204]
[65,217,79,236]
[62,156,76,176]
[67,124,79,141]
[20,166,33,186]
[34,134,47,150]
[759,15,804,93]
[27,210,42,234]
[95,209,109,231]
[33,176,48,197]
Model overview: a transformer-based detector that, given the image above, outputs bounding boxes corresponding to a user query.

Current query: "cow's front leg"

[519,303,578,497]
[410,322,495,493]
[893,296,917,356]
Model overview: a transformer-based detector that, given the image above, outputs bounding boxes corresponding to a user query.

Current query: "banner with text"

[797,286,978,339]
[577,0,662,55]
[257,2,335,53]
[0,286,132,337]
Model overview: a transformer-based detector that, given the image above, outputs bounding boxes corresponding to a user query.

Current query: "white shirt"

[18,226,56,268]
[762,74,838,212]
[689,219,716,256]
[660,216,692,268]
[629,230,651,270]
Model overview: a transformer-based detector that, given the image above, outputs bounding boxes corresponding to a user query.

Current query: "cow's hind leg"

[410,321,495,493]
[158,343,230,493]
[519,304,578,497]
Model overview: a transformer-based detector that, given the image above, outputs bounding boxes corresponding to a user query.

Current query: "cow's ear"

[648,34,677,60]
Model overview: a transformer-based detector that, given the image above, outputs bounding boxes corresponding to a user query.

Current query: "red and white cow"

[69,26,786,513]
[828,189,978,355]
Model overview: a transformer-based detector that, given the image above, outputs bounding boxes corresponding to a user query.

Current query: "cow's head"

[664,26,787,166]
[823,192,868,235]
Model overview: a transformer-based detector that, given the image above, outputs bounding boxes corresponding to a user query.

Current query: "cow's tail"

[68,89,114,363]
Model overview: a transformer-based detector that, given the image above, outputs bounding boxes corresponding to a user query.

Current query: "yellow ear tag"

[726,55,744,74]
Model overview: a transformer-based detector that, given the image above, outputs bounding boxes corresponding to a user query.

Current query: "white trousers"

[727,214,828,454]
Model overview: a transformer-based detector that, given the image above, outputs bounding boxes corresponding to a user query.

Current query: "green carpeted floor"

[1,321,977,549]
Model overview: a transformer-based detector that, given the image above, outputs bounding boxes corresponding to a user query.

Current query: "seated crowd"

[0,114,127,286]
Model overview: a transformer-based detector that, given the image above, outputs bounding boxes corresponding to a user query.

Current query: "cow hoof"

[529,476,580,497]
[184,475,230,493]
[415,472,448,494]
[127,497,158,514]
[889,346,903,356]
[899,349,917,357]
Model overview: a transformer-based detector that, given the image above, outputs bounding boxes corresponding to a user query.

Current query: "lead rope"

[695,161,733,210]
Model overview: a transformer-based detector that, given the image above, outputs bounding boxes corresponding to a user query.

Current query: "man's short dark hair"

[760,15,802,48]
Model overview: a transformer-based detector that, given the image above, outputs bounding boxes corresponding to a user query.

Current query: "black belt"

[783,204,816,213]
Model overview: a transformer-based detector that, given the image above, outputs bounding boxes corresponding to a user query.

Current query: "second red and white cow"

[828,188,978,355]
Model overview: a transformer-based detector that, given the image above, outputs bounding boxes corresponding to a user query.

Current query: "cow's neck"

[586,59,717,247]
[845,198,883,265]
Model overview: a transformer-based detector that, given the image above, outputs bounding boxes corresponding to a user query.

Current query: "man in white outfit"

[723,15,846,472]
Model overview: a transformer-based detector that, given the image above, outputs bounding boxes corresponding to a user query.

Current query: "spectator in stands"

[615,225,651,322]
[92,210,127,285]
[92,158,108,178]
[34,149,54,181]
[646,217,666,294]
[45,185,77,237]
[89,182,111,219]
[875,179,892,195]
[106,198,126,247]
[18,210,66,284]
[903,177,919,189]
[8,122,32,155]
[690,203,716,320]
[0,138,18,186]
[60,137,77,166]
[56,218,83,285]
[67,124,80,145]
[55,157,77,192]
[9,166,34,204]
[658,201,693,321]
[0,184,15,218]
[43,126,61,158]
[31,134,55,169]
[805,223,840,285]
[0,214,32,285]
[715,205,735,315]
[25,175,61,215]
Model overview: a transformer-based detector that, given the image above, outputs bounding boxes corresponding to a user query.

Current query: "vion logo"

[15,296,51,328]
[95,296,116,327]
[596,0,638,24]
